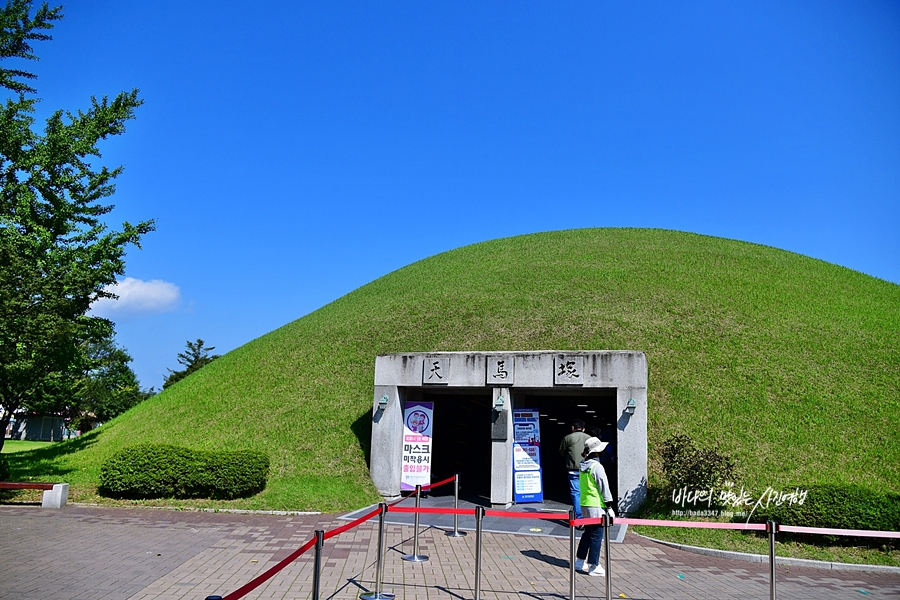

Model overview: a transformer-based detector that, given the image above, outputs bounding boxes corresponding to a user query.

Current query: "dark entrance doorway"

[404,388,617,505]
[515,390,618,505]
[426,391,493,502]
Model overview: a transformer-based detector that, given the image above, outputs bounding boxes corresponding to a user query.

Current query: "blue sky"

[21,1,900,389]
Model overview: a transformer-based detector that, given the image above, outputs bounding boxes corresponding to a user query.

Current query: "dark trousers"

[576,523,604,566]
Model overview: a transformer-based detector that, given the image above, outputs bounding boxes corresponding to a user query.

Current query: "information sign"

[401,401,433,491]
[512,408,543,503]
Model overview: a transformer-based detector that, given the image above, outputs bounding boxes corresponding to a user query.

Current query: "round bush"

[99,443,269,500]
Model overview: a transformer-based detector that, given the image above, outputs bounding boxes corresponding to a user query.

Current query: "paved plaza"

[1,504,898,600]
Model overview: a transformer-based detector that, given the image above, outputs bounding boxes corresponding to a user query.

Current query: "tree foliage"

[0,1,153,450]
[72,336,153,431]
[163,339,220,389]
[660,433,737,494]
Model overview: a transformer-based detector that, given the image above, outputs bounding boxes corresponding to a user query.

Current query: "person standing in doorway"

[575,436,615,577]
[559,418,590,520]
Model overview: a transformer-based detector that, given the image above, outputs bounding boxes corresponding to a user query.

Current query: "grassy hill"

[9,228,900,514]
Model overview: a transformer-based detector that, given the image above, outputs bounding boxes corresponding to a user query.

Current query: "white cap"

[583,436,608,455]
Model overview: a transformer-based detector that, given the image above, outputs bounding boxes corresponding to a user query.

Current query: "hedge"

[757,484,900,545]
[99,443,269,500]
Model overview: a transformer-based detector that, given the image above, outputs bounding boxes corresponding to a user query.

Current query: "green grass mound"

[8,228,899,513]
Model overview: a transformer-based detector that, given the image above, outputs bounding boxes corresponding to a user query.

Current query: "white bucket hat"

[583,436,608,456]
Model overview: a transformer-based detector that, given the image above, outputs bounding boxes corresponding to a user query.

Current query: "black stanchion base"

[401,554,429,562]
[445,530,467,537]
[360,593,396,600]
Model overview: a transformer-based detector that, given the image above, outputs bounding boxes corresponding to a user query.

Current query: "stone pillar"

[370,385,403,498]
[490,387,513,507]
[616,385,648,513]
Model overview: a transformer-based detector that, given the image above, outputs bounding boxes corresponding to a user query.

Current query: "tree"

[163,339,220,389]
[72,336,153,431]
[0,1,154,451]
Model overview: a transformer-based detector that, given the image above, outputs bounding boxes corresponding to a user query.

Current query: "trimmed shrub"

[759,484,900,533]
[99,443,269,500]
[0,454,9,481]
[661,433,736,493]
[192,449,271,499]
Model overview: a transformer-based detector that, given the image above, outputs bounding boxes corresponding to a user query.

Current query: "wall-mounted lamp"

[494,395,505,410]
[378,395,389,411]
[625,398,636,415]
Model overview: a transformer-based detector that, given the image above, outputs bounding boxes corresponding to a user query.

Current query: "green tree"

[0,1,153,451]
[73,336,153,431]
[163,339,220,389]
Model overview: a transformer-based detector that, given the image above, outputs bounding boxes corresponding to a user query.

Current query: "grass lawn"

[4,229,898,563]
[2,440,53,454]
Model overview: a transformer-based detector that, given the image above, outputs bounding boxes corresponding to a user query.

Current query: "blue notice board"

[512,408,543,503]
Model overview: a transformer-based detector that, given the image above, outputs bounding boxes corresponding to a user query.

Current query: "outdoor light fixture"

[378,395,389,411]
[494,395,505,410]
[625,398,636,415]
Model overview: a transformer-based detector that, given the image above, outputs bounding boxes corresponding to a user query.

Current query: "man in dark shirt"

[559,418,590,519]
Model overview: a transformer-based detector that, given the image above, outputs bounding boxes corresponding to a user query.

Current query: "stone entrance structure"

[370,351,648,513]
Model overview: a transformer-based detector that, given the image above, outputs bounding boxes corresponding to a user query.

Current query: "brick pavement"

[1,505,898,600]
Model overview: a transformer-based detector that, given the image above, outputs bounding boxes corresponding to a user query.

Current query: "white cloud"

[90,277,181,318]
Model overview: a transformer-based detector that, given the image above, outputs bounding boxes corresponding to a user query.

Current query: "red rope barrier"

[213,495,900,600]
[220,505,382,599]
[779,525,900,539]
[389,506,475,516]
[617,517,767,530]
[222,535,318,600]
[323,506,382,541]
[421,475,457,491]
[388,475,457,507]
[484,509,571,520]
[388,495,409,506]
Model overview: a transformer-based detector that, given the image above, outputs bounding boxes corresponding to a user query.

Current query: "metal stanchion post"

[768,520,778,600]
[604,514,612,600]
[474,506,484,600]
[361,504,395,600]
[569,508,576,600]
[402,485,429,562]
[313,530,324,600]
[446,474,467,537]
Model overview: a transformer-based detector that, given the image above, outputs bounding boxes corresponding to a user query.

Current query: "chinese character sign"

[423,357,449,385]
[401,401,434,491]
[485,355,515,385]
[512,408,543,503]
[554,355,584,385]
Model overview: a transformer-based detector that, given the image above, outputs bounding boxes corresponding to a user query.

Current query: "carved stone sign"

[423,357,449,385]
[554,355,584,385]
[485,355,515,385]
